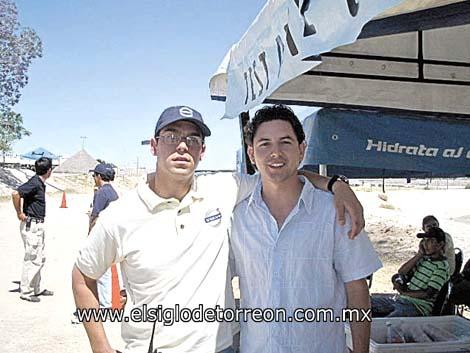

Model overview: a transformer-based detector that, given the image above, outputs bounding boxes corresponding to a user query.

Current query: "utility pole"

[80,136,87,150]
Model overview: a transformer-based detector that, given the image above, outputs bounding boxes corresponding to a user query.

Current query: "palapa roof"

[53,149,98,174]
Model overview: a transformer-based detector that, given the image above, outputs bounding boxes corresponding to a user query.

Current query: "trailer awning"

[210,0,470,119]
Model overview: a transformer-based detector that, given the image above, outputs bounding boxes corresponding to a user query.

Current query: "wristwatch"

[327,175,349,194]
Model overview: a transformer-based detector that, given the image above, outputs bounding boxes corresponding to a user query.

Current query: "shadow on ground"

[8,280,20,293]
[0,168,27,189]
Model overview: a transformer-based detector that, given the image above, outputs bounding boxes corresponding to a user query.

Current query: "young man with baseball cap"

[88,163,118,232]
[89,163,119,309]
[372,227,450,317]
[422,215,455,275]
[72,105,364,353]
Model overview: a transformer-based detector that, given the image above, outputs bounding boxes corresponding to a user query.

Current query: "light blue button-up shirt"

[230,178,382,353]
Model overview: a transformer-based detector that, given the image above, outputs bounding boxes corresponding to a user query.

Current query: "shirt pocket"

[281,222,334,261]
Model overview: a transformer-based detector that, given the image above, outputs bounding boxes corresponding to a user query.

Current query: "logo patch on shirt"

[204,208,222,226]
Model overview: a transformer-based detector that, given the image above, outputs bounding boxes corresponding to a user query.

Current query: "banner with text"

[223,0,405,118]
[302,109,470,178]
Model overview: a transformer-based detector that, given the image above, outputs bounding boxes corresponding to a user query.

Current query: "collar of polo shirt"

[137,179,204,212]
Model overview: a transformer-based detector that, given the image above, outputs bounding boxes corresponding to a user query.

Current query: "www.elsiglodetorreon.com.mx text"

[75,304,371,325]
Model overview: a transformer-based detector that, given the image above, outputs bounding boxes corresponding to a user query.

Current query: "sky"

[11,0,316,170]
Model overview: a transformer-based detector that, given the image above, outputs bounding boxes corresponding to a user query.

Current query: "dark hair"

[96,172,114,182]
[35,157,52,175]
[244,104,305,146]
[422,215,439,228]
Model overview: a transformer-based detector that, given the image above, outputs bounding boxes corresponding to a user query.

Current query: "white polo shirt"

[230,178,382,353]
[76,172,255,353]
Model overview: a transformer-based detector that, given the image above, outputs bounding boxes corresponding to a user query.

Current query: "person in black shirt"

[12,157,54,302]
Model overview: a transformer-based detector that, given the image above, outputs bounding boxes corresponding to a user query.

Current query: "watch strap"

[327,175,340,193]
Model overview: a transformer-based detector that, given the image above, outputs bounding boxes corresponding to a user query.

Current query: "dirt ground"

[0,183,469,352]
[0,193,125,352]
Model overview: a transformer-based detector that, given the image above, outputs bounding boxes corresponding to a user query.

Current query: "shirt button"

[180,224,185,230]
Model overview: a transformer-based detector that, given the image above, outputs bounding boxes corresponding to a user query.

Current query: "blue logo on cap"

[179,107,194,118]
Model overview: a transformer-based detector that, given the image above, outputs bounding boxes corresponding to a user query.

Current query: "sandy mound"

[0,167,144,198]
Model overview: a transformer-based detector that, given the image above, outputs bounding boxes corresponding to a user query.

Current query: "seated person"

[372,227,450,317]
[422,215,455,275]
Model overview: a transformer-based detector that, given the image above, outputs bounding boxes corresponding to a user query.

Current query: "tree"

[1,0,43,112]
[1,0,42,164]
[0,110,30,164]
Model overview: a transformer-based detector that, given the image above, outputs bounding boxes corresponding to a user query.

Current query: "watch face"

[338,175,349,184]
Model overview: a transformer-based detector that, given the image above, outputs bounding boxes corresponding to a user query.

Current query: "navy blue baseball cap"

[154,106,211,137]
[89,163,115,180]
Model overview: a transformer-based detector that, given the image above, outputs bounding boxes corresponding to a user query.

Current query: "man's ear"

[150,137,158,156]
[199,144,206,161]
[247,145,256,165]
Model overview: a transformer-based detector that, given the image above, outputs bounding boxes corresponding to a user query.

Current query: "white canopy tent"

[210,0,470,119]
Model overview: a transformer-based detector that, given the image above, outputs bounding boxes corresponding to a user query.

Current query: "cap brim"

[417,232,445,243]
[189,119,211,137]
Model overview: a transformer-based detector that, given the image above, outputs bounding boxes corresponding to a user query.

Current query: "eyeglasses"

[156,134,203,148]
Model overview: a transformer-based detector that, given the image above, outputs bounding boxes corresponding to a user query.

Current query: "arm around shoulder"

[300,171,364,239]
[233,172,259,204]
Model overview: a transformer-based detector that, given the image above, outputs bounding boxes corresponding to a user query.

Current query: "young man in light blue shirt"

[230,105,382,353]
